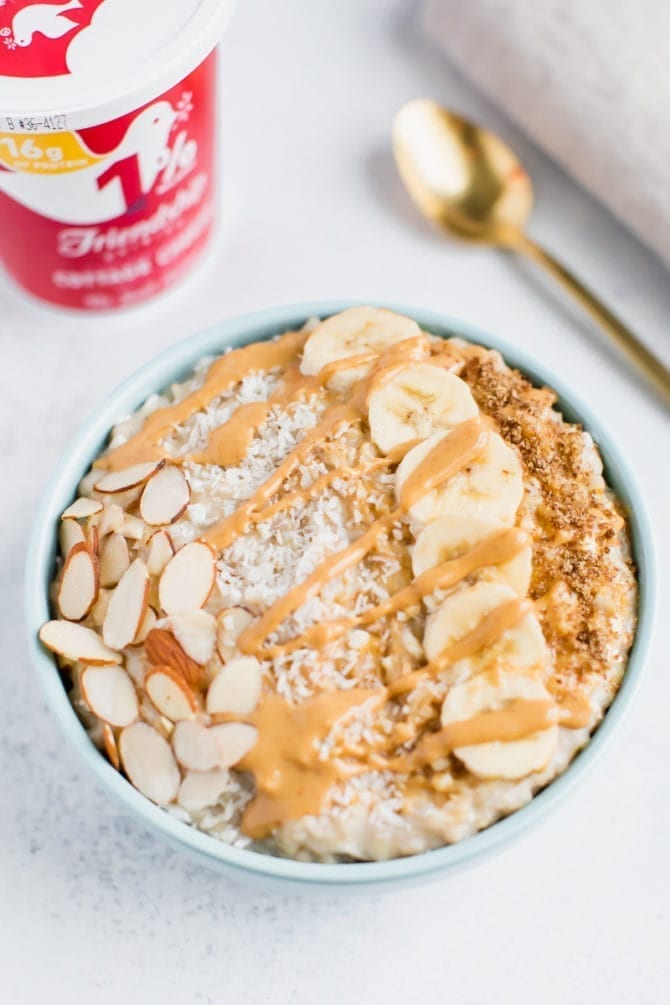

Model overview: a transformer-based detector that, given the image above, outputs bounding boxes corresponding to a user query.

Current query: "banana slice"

[412,514,532,598]
[367,364,478,454]
[424,581,547,677]
[396,430,523,525]
[300,307,422,389]
[441,673,558,779]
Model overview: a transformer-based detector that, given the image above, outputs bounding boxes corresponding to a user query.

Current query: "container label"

[0,51,216,309]
[0,0,107,78]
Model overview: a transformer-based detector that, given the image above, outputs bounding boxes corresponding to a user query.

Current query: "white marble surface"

[2,2,668,1002]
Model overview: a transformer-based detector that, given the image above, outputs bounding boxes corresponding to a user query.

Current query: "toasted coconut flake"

[119,721,180,804]
[81,665,139,727]
[144,628,203,690]
[39,621,121,665]
[102,722,120,770]
[57,542,99,621]
[62,497,104,520]
[209,722,258,768]
[167,610,216,665]
[215,607,254,662]
[102,559,149,650]
[159,541,215,615]
[59,518,86,558]
[99,532,130,588]
[172,719,221,771]
[177,768,230,812]
[207,656,262,716]
[146,666,197,721]
[95,461,164,494]
[146,529,175,576]
[98,503,125,538]
[140,465,190,526]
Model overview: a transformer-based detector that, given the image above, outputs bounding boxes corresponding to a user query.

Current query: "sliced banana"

[396,430,523,525]
[412,514,532,598]
[441,673,558,779]
[300,307,422,390]
[424,581,547,677]
[367,364,478,454]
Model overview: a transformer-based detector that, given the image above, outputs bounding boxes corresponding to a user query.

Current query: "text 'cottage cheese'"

[40,308,637,862]
[0,0,236,310]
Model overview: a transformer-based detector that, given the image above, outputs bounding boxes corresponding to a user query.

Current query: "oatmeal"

[39,307,637,861]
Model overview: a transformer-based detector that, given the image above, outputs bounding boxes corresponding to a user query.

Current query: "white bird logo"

[0,102,176,224]
[12,0,83,47]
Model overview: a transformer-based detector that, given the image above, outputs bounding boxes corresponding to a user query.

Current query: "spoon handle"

[515,234,670,406]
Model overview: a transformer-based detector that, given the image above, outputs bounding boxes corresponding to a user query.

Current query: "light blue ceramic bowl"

[25,301,656,890]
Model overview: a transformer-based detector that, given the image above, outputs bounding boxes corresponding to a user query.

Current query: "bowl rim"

[24,299,657,886]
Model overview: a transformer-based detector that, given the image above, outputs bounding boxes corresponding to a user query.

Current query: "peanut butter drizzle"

[237,418,492,655]
[255,458,390,525]
[398,418,486,512]
[200,404,360,551]
[387,597,530,697]
[95,329,308,471]
[190,401,270,468]
[316,350,382,385]
[254,527,528,658]
[390,699,558,772]
[187,367,321,468]
[237,688,383,840]
[238,681,589,835]
[554,692,592,728]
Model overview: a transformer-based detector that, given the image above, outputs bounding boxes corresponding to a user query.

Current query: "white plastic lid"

[0,0,236,129]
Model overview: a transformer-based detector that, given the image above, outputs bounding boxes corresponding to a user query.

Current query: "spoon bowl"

[392,99,533,246]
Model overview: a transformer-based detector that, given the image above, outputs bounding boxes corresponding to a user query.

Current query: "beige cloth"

[421,0,670,267]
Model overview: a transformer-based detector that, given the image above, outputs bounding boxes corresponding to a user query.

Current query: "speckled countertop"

[2,2,669,1002]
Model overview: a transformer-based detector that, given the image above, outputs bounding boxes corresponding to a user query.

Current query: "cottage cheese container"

[0,0,236,310]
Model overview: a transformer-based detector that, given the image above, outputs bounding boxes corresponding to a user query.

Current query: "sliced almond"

[90,588,112,627]
[159,541,216,616]
[119,721,180,804]
[62,497,104,520]
[102,722,120,770]
[119,514,148,541]
[206,656,262,716]
[144,628,203,690]
[209,722,258,768]
[80,665,139,727]
[167,611,216,665]
[133,605,157,645]
[124,647,145,686]
[140,465,190,526]
[215,607,254,662]
[146,666,197,721]
[177,769,230,812]
[39,621,121,665]
[172,719,221,771]
[98,503,125,538]
[102,559,149,650]
[59,518,86,558]
[95,461,164,494]
[99,532,130,588]
[86,523,100,561]
[146,529,175,576]
[57,542,99,621]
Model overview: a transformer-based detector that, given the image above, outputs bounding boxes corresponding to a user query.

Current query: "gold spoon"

[392,98,670,405]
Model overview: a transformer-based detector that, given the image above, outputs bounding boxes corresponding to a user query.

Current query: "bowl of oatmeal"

[25,302,655,888]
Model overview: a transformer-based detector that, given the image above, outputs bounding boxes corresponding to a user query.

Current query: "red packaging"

[0,0,236,310]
